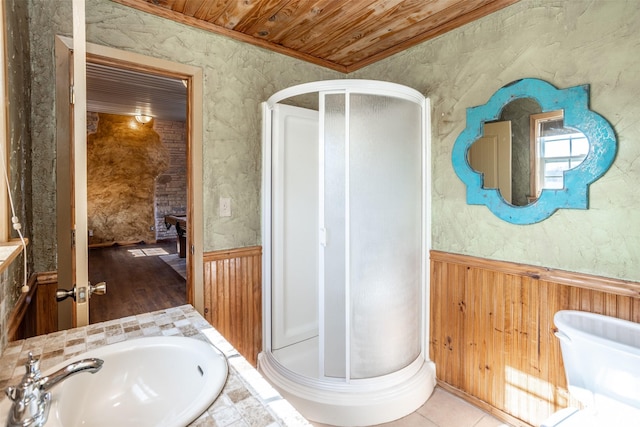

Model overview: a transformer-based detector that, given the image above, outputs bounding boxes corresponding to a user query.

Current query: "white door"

[55,2,91,329]
[271,104,319,350]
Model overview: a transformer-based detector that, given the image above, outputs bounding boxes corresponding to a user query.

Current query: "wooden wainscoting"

[430,250,640,427]
[8,272,59,341]
[203,246,262,366]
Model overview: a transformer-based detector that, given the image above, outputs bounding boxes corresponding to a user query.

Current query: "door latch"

[56,282,107,302]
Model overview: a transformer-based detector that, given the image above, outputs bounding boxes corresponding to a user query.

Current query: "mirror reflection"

[467,98,589,206]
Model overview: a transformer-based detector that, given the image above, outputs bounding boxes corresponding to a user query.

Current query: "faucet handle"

[5,353,41,403]
[5,385,17,401]
[4,352,55,427]
[5,379,33,403]
[24,352,42,377]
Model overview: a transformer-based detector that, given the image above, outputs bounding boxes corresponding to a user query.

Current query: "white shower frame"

[260,80,435,426]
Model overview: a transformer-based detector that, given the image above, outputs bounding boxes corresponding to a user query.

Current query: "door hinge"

[71,229,76,247]
[70,84,75,105]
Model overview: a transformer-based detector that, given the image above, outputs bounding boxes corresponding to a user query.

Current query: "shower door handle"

[320,228,327,246]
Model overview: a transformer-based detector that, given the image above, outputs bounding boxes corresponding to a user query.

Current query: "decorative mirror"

[452,78,617,224]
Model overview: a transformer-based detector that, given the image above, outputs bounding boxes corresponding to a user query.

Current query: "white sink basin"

[1,336,228,427]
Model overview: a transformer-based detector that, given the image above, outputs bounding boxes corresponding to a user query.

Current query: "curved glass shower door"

[261,80,434,427]
[322,93,423,379]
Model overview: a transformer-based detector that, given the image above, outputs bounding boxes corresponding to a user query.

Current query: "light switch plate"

[219,197,231,217]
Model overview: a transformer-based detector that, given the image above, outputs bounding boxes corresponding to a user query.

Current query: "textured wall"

[83,0,341,253]
[26,0,640,283]
[354,0,640,282]
[28,0,71,272]
[0,255,26,353]
[26,0,341,271]
[1,0,32,353]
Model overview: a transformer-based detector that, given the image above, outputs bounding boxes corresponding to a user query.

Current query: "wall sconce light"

[135,114,153,124]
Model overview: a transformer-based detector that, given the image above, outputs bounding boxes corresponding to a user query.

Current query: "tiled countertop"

[0,305,311,427]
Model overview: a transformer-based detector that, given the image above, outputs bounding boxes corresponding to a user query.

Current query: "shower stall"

[259,80,435,426]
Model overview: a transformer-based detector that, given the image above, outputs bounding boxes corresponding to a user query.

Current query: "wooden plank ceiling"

[112,0,519,72]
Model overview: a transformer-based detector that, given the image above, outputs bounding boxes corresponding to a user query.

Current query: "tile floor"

[311,387,512,427]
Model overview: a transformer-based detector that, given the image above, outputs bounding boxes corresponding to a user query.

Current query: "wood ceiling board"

[344,0,520,70]
[246,0,343,43]
[111,0,519,72]
[326,0,511,66]
[304,0,447,60]
[235,0,302,35]
[113,0,350,71]
[276,0,386,52]
[182,0,213,17]
[211,0,257,29]
[167,0,188,13]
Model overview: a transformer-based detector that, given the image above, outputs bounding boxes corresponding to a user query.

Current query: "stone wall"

[87,113,169,245]
[153,119,187,241]
[86,113,186,244]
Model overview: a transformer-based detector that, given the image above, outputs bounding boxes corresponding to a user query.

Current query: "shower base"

[271,337,319,378]
[258,351,436,427]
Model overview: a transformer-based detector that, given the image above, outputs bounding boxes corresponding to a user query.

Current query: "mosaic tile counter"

[0,305,311,427]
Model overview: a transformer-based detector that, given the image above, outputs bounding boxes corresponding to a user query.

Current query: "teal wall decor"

[451,78,617,225]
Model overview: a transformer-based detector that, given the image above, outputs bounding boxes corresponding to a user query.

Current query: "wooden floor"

[88,240,186,324]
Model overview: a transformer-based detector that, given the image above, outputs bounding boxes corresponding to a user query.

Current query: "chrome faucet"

[4,352,104,427]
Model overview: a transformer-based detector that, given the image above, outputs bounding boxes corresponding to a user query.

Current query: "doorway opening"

[85,61,188,323]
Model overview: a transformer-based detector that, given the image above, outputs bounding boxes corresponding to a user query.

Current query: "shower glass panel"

[323,93,347,378]
[321,93,423,379]
[348,94,422,378]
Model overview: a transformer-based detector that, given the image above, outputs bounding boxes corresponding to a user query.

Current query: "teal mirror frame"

[452,78,617,224]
